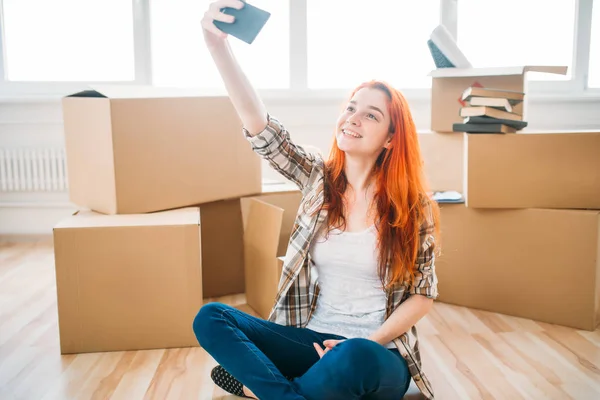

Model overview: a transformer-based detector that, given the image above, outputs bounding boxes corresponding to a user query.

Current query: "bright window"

[588,1,600,87]
[306,0,440,89]
[2,0,135,82]
[458,0,576,80]
[150,0,289,89]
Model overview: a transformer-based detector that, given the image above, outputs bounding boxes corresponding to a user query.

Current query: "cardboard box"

[436,203,600,331]
[464,131,600,209]
[418,131,464,192]
[429,66,567,132]
[53,207,203,354]
[62,85,261,215]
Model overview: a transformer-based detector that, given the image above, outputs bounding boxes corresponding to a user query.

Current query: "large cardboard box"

[464,131,600,209]
[61,85,261,215]
[53,207,203,354]
[429,66,567,132]
[418,131,464,192]
[436,203,600,331]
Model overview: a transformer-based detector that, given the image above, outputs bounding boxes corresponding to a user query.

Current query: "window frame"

[577,0,599,92]
[0,0,152,98]
[0,0,597,100]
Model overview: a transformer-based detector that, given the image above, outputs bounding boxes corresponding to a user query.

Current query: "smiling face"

[335,87,392,158]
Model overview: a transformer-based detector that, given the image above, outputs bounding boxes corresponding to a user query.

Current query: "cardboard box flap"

[54,207,200,229]
[244,199,283,257]
[244,199,284,319]
[65,84,228,99]
[429,65,568,78]
[523,65,568,75]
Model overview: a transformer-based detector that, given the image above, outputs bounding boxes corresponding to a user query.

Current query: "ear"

[383,135,393,149]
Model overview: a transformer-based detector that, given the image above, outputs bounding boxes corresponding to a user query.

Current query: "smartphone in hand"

[214,1,271,45]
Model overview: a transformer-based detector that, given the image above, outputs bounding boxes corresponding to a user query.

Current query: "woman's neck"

[344,156,375,194]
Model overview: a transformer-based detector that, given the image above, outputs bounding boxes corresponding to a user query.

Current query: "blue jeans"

[193,302,411,400]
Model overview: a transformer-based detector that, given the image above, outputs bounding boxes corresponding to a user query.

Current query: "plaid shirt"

[244,115,439,400]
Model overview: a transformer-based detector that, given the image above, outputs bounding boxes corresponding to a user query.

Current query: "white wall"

[1,94,600,235]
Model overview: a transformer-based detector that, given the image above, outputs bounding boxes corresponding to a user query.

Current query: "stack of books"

[453,87,528,134]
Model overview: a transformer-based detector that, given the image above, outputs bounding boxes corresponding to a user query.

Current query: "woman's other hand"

[313,339,346,358]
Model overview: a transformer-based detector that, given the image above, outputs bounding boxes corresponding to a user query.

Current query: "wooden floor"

[1,238,599,400]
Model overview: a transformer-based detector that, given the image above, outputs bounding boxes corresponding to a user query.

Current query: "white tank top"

[305,225,395,349]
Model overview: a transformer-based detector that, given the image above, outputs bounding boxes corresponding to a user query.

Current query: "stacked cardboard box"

[427,67,600,331]
[53,86,302,354]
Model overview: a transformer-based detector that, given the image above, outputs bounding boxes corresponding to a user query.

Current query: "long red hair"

[322,80,440,290]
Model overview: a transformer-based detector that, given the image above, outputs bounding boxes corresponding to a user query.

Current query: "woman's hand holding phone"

[201,0,245,48]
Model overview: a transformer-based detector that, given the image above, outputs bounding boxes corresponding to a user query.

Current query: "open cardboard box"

[202,180,302,300]
[429,66,567,132]
[464,130,600,209]
[242,181,302,319]
[61,85,262,215]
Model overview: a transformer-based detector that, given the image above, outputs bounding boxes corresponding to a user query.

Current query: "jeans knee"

[313,338,382,392]
[192,302,229,347]
[335,338,380,370]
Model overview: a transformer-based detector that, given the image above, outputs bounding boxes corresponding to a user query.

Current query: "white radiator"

[0,147,68,192]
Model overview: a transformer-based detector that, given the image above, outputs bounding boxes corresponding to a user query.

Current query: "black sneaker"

[210,365,249,398]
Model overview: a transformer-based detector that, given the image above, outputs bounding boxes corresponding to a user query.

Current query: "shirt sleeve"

[243,114,319,193]
[409,198,439,300]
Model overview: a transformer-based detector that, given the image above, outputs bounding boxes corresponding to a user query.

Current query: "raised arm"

[201,0,267,136]
[201,1,321,191]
